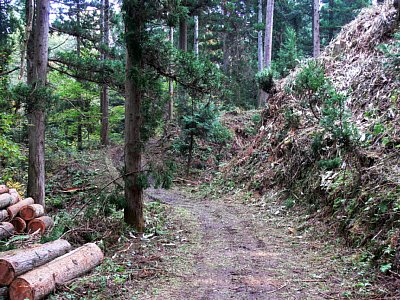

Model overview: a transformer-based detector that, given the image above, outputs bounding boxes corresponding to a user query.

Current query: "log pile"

[0,187,104,299]
[0,186,54,240]
[0,240,104,300]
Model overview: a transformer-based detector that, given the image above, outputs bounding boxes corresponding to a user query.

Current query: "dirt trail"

[145,188,358,300]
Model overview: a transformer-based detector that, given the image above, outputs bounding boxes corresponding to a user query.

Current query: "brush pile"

[0,185,54,239]
[223,3,400,278]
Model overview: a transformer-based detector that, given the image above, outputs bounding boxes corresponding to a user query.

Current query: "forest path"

[144,187,353,300]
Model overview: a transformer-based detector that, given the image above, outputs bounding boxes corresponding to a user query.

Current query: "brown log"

[0,210,8,222]
[9,243,104,300]
[0,223,14,240]
[0,239,72,285]
[0,185,8,195]
[10,218,26,234]
[19,204,45,221]
[0,286,8,299]
[27,216,53,234]
[7,198,34,220]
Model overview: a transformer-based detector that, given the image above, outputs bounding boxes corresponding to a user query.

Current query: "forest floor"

[125,186,388,300]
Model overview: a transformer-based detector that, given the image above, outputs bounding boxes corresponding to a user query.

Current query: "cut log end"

[10,217,26,234]
[9,278,33,300]
[0,260,15,285]
[28,216,53,234]
[19,204,45,221]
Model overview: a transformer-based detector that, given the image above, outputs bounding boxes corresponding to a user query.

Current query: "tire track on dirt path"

[144,188,376,299]
[146,188,289,300]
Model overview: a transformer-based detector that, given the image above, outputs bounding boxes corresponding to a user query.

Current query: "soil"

[138,187,380,300]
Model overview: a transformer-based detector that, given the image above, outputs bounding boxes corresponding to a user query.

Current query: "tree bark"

[7,198,35,220]
[10,217,26,233]
[76,0,83,151]
[194,16,199,57]
[27,216,54,234]
[0,185,9,195]
[179,18,188,51]
[168,26,174,120]
[124,1,145,232]
[9,243,103,300]
[19,204,45,221]
[0,210,8,222]
[0,194,15,209]
[100,0,110,145]
[264,0,274,69]
[27,0,50,207]
[313,0,321,58]
[0,222,14,240]
[258,0,263,72]
[329,0,334,41]
[0,239,71,285]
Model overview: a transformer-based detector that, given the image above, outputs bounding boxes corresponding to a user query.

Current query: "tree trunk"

[329,0,334,41]
[124,1,145,232]
[27,216,54,234]
[19,204,45,221]
[27,0,50,207]
[0,222,14,240]
[194,16,199,57]
[179,18,188,51]
[0,239,71,285]
[10,217,26,233]
[7,198,35,220]
[76,0,83,151]
[313,0,321,58]
[257,0,263,72]
[100,0,110,145]
[9,243,103,300]
[168,26,174,120]
[264,0,274,69]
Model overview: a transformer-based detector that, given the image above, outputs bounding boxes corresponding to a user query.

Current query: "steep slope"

[223,4,400,273]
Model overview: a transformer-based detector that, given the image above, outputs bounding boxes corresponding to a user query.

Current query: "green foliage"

[292,60,326,98]
[318,157,341,170]
[275,27,302,77]
[379,33,400,75]
[256,68,275,93]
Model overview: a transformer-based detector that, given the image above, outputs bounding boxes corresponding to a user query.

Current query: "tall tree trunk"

[168,26,174,120]
[257,0,263,72]
[124,1,144,232]
[179,18,188,51]
[329,0,334,41]
[313,0,321,58]
[76,0,83,151]
[27,0,50,207]
[100,0,110,145]
[264,0,274,69]
[194,15,199,57]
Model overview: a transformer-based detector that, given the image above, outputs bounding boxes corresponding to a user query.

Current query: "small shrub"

[256,68,275,93]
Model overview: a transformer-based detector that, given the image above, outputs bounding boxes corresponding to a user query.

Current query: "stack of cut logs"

[0,185,104,299]
[0,185,54,239]
[0,240,104,300]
